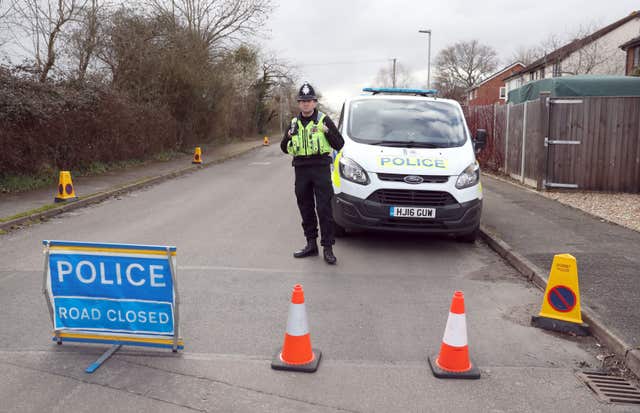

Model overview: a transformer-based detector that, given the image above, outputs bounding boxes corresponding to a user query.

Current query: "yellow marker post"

[54,171,78,203]
[531,254,590,336]
[263,136,270,146]
[192,147,203,165]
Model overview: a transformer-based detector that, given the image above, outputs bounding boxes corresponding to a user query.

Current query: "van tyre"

[456,226,479,243]
[334,222,347,238]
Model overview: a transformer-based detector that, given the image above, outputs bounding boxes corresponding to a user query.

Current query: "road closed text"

[53,297,174,333]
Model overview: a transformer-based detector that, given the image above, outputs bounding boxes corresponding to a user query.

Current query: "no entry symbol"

[547,285,576,313]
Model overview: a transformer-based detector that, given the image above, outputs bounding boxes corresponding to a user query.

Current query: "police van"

[331,88,486,242]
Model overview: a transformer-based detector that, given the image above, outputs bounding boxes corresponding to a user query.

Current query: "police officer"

[281,82,344,264]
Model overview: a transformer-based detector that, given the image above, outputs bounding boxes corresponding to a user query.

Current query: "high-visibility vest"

[287,112,333,156]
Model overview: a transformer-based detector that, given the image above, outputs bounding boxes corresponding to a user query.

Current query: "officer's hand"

[322,123,329,133]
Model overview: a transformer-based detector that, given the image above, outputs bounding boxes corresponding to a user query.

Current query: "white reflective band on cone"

[286,303,309,336]
[442,312,468,347]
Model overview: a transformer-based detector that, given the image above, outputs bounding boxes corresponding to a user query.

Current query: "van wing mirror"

[474,129,487,151]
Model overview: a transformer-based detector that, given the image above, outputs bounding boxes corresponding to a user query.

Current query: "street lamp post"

[418,29,432,89]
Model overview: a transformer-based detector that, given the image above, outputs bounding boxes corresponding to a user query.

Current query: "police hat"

[297,82,317,101]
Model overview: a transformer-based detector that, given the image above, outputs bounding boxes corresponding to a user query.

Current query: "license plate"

[390,206,436,219]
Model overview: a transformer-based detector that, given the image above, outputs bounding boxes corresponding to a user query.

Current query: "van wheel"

[334,222,347,238]
[456,226,478,243]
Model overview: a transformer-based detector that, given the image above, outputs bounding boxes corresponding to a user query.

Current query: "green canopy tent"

[507,75,640,104]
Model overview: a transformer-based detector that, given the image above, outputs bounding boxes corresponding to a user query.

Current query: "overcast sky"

[260,0,640,111]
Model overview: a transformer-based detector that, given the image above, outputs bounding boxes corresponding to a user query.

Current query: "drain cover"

[577,371,640,405]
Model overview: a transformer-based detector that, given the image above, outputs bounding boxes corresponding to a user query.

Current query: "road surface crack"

[0,360,205,412]
[122,358,360,413]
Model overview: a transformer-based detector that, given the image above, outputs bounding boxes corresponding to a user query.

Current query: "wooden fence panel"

[546,96,640,192]
[523,101,541,185]
[549,99,583,187]
[474,96,639,192]
[506,103,524,178]
[494,105,507,173]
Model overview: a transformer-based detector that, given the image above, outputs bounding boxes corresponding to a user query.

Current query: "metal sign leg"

[85,345,122,374]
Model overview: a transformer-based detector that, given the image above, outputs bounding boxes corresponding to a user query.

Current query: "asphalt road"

[0,145,635,412]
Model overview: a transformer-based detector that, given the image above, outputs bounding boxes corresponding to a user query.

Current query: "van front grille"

[367,189,457,206]
[377,173,449,183]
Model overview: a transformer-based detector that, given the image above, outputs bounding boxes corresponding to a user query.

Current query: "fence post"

[520,101,528,183]
[536,92,551,190]
[493,103,497,169]
[505,103,510,173]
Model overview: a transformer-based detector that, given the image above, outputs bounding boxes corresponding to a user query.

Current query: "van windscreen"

[347,99,468,148]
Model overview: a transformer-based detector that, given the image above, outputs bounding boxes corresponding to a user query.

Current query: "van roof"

[347,92,460,108]
[362,87,438,97]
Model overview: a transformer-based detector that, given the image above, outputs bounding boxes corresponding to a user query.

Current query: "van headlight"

[455,162,480,189]
[339,156,369,185]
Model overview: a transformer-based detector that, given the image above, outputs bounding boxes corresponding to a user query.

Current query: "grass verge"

[0,149,188,194]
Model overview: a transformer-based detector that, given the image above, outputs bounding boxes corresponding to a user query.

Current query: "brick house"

[620,36,640,75]
[467,62,525,107]
[505,11,640,93]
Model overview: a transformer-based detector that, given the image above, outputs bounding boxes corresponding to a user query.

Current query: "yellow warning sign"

[537,254,583,324]
[192,147,202,164]
[263,136,270,146]
[54,171,78,203]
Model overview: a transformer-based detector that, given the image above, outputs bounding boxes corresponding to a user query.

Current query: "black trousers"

[294,164,335,247]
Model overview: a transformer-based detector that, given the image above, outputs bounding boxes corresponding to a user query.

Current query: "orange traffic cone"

[271,284,321,372]
[428,291,480,379]
[54,171,78,203]
[263,136,270,146]
[192,147,202,165]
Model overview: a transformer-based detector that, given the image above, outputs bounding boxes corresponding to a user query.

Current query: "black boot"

[323,246,337,265]
[293,239,318,258]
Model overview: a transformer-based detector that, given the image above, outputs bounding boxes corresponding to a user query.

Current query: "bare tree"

[432,75,466,102]
[374,60,414,88]
[510,45,543,66]
[147,0,271,50]
[65,0,103,81]
[0,0,13,23]
[560,22,619,75]
[253,53,296,133]
[13,0,88,81]
[512,20,619,75]
[435,40,498,90]
[0,0,15,47]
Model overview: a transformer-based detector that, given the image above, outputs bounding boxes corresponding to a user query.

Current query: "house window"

[634,46,640,67]
[530,72,535,81]
[499,87,506,99]
[553,62,562,77]
[540,68,545,79]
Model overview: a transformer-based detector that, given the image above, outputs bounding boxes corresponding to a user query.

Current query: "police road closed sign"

[43,240,183,350]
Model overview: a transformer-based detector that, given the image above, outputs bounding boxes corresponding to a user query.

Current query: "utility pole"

[418,29,432,89]
[392,58,397,88]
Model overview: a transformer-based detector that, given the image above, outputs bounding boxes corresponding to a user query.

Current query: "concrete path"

[482,175,640,368]
[0,140,263,220]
